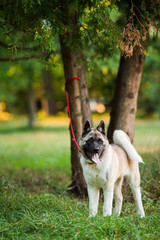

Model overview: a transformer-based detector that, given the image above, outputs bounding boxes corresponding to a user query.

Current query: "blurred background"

[0,41,160,126]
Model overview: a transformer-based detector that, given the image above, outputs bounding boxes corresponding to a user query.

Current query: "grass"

[0,117,160,239]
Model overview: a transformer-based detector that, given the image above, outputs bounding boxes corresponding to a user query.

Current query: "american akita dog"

[79,120,145,217]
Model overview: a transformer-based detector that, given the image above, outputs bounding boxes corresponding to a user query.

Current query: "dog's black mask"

[83,136,105,162]
[82,120,106,163]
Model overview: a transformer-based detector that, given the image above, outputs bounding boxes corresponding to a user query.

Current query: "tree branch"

[0,50,58,62]
[0,55,43,62]
[0,40,40,52]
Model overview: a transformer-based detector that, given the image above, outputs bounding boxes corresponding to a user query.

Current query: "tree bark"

[77,51,93,127]
[27,81,36,127]
[59,4,93,197]
[107,46,145,143]
[60,36,87,197]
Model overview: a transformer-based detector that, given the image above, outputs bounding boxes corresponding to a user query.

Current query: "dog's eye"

[97,138,103,144]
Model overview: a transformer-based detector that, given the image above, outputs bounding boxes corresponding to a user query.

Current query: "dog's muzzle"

[85,151,100,164]
[84,146,105,164]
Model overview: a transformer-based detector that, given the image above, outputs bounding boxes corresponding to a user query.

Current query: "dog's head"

[79,120,108,164]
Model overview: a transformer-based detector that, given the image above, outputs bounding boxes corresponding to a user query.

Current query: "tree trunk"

[77,51,93,127]
[41,98,49,115]
[107,46,145,143]
[27,81,36,127]
[60,36,87,197]
[42,69,57,115]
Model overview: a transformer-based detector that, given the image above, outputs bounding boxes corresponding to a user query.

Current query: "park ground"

[0,115,160,239]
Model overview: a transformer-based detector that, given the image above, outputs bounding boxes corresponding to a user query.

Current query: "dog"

[79,120,145,217]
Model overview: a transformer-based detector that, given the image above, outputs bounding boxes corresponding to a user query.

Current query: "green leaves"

[78,2,119,56]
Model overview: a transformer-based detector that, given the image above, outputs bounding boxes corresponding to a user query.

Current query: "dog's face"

[80,120,108,164]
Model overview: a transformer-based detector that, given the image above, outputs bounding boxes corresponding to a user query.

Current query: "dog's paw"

[137,210,145,218]
[103,211,112,217]
[89,211,97,217]
[113,209,121,216]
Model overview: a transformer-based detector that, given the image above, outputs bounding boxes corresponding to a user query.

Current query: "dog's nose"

[94,148,99,153]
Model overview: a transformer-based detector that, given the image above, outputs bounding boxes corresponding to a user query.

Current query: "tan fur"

[108,144,142,216]
[111,144,140,186]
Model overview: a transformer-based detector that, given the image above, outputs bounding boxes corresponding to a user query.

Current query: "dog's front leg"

[87,185,99,217]
[103,182,114,216]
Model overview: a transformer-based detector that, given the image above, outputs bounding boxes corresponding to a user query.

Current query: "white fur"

[131,185,145,217]
[103,190,114,216]
[81,146,117,216]
[113,130,144,163]
[80,146,113,189]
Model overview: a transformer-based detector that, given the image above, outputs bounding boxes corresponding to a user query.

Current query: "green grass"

[0,188,159,240]
[0,119,160,239]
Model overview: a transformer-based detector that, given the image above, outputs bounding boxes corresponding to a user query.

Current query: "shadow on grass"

[0,125,69,134]
[0,167,70,194]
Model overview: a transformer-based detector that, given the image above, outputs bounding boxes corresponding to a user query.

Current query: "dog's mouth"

[86,151,101,164]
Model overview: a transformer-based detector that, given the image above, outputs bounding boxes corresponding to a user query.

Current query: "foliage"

[0,60,42,113]
[117,1,159,57]
[0,55,65,114]
[0,0,120,59]
[0,0,160,117]
[85,52,119,109]
[115,0,160,57]
[138,39,160,118]
[78,1,120,56]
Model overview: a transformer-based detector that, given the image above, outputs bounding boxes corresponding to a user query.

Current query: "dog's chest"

[81,146,113,188]
[84,164,108,188]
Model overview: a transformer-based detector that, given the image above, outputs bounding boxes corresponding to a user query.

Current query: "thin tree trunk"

[77,51,93,127]
[41,98,49,115]
[107,46,145,143]
[42,69,57,115]
[27,81,36,127]
[60,36,87,197]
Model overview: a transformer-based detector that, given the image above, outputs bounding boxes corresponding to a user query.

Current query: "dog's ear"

[97,120,106,136]
[82,120,91,136]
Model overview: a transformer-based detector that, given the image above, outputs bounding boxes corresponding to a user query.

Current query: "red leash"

[65,77,81,151]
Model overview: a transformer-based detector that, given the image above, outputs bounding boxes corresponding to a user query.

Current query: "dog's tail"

[113,130,144,163]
